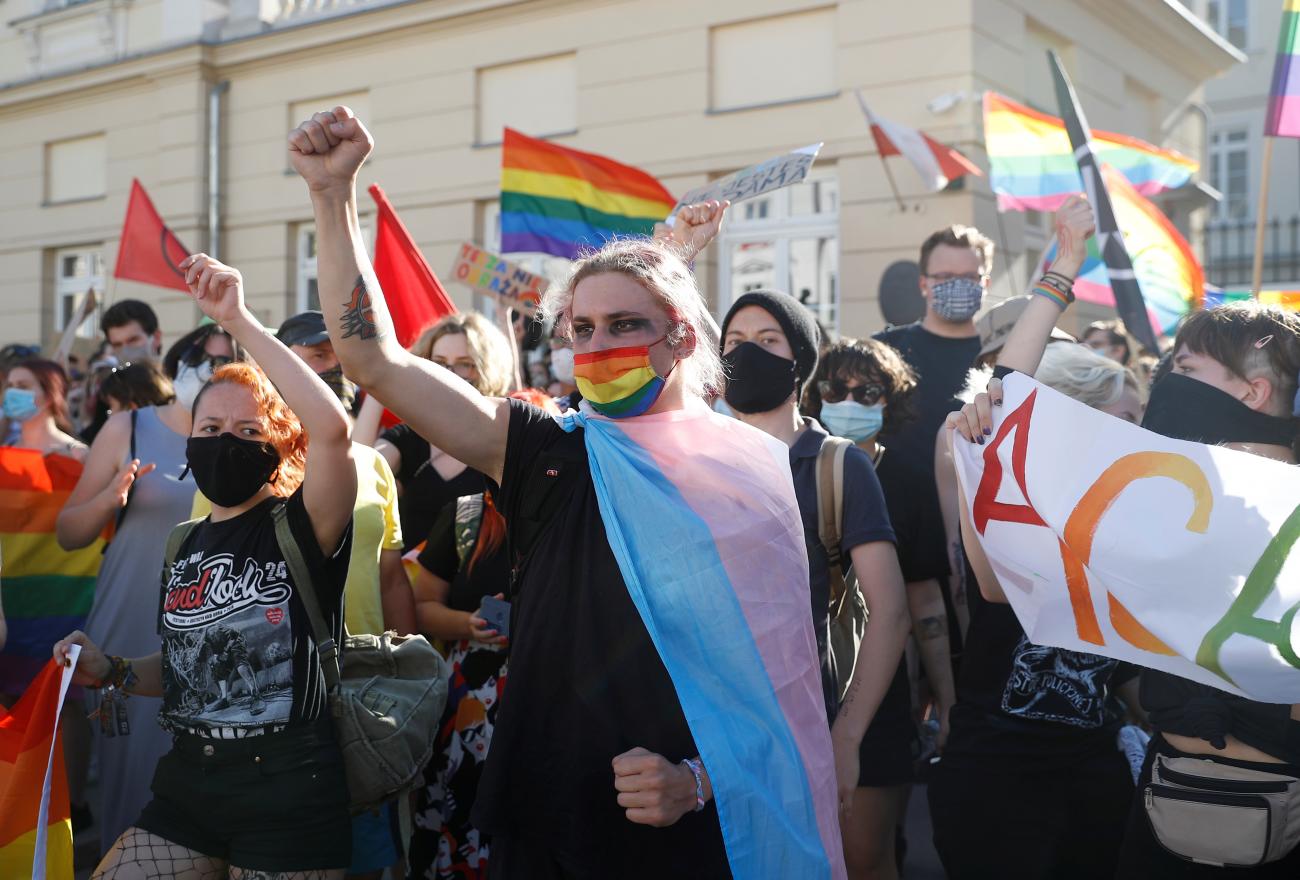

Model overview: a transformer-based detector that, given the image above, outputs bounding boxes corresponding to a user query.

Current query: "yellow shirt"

[190,442,403,635]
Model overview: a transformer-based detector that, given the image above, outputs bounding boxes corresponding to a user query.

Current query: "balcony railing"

[1200,217,1300,288]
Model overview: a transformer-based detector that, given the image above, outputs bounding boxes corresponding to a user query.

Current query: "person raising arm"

[289,106,508,487]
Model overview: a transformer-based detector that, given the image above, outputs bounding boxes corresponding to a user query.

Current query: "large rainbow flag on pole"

[499,128,676,260]
[0,449,103,696]
[558,400,844,879]
[984,92,1198,211]
[1266,0,1300,138]
[1204,287,1300,310]
[1042,164,1204,336]
[0,656,76,879]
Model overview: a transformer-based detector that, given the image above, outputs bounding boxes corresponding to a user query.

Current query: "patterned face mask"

[929,277,985,322]
[574,337,671,419]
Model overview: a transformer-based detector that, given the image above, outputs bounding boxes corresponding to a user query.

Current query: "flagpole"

[878,155,908,213]
[1249,136,1275,298]
[855,91,908,212]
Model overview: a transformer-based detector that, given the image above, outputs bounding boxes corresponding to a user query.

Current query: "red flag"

[368,184,457,347]
[112,179,191,293]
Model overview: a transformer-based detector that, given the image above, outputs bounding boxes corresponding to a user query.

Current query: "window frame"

[53,245,104,339]
[295,221,372,314]
[1209,128,1250,221]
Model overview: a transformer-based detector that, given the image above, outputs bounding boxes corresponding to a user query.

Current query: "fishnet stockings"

[92,828,345,880]
[92,828,226,879]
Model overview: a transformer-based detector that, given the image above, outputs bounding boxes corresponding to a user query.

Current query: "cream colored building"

[0,0,1243,353]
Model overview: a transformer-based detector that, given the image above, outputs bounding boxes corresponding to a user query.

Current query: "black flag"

[1047,51,1160,353]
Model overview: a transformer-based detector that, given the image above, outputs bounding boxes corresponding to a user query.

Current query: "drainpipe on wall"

[207,80,230,259]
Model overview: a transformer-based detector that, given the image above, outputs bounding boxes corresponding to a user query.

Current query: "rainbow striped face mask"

[574,337,672,419]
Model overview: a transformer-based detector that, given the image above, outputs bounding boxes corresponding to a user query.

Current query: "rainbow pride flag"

[985,92,1198,212]
[499,128,676,260]
[1204,287,1300,311]
[0,449,103,696]
[1042,165,1203,337]
[0,658,73,879]
[1267,0,1300,137]
[559,400,844,879]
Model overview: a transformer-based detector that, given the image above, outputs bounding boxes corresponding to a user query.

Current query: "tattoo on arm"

[916,615,947,642]
[340,275,380,341]
[950,540,967,604]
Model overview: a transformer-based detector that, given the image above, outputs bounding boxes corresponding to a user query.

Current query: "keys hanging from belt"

[89,684,130,738]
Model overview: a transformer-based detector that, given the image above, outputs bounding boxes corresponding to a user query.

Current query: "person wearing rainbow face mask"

[291,106,847,880]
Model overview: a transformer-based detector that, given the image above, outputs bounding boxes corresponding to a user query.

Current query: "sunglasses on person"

[817,380,885,406]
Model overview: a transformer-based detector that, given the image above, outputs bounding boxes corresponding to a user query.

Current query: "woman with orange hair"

[55,253,357,879]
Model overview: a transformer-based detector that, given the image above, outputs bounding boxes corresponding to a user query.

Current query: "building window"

[477,54,577,144]
[1209,129,1249,220]
[710,9,836,112]
[296,222,371,313]
[1207,0,1248,50]
[45,134,106,203]
[717,173,839,331]
[54,246,103,338]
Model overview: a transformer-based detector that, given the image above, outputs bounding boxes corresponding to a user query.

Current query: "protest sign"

[449,242,550,315]
[952,373,1300,703]
[669,144,823,219]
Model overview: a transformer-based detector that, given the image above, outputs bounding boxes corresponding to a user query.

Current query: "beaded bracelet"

[681,757,706,813]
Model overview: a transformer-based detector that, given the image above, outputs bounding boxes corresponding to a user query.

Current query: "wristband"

[98,655,135,692]
[1031,283,1071,311]
[681,757,706,812]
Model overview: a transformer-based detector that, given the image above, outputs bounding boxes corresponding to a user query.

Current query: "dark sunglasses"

[817,379,885,406]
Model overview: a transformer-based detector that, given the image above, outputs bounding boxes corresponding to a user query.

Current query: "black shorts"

[857,660,918,788]
[136,721,351,872]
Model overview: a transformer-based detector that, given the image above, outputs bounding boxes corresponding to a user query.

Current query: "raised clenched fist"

[288,105,374,195]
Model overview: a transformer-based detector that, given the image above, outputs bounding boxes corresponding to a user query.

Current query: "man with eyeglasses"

[873,226,992,471]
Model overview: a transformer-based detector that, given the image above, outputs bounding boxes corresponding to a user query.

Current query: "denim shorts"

[136,720,351,871]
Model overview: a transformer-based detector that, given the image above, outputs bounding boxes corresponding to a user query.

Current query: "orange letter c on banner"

[1062,452,1212,653]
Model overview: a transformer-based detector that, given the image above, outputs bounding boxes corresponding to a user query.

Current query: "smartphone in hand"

[478,596,511,639]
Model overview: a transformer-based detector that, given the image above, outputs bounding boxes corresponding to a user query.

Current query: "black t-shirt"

[471,401,730,877]
[416,496,511,614]
[874,447,950,585]
[943,552,1137,772]
[788,419,896,717]
[158,490,351,735]
[381,422,485,553]
[873,323,982,468]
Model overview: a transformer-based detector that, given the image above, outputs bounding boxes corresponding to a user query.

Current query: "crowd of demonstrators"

[0,100,1292,880]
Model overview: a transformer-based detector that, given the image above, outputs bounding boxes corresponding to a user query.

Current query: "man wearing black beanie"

[719,291,912,878]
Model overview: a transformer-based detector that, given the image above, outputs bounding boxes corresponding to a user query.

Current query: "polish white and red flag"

[856,92,982,191]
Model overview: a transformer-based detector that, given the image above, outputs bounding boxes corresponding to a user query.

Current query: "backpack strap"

[815,436,852,605]
[162,516,203,574]
[270,502,341,692]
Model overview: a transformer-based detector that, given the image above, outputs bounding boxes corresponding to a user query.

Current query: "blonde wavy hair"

[410,313,515,397]
[539,238,724,399]
[1036,342,1141,410]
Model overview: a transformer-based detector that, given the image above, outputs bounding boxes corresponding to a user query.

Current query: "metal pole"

[207,81,230,259]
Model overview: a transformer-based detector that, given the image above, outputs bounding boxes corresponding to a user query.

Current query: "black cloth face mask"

[317,366,356,411]
[184,433,281,508]
[722,342,799,414]
[1142,372,1297,448]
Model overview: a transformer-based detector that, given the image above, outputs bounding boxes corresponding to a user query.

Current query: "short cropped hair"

[101,300,159,337]
[919,225,995,277]
[1175,303,1300,418]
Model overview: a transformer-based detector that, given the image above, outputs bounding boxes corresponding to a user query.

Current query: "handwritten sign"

[669,144,823,218]
[953,373,1300,703]
[449,243,550,315]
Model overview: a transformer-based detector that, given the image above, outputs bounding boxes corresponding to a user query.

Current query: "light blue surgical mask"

[820,400,884,443]
[3,388,39,423]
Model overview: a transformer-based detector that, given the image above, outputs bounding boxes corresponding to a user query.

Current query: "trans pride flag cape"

[558,400,845,879]
[0,449,103,696]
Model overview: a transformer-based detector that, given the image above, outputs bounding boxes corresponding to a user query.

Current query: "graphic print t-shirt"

[158,490,351,734]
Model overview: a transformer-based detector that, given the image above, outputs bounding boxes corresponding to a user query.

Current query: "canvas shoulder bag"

[815,436,868,707]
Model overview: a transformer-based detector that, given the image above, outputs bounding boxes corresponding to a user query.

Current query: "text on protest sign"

[449,242,549,315]
[669,144,823,219]
[952,373,1300,703]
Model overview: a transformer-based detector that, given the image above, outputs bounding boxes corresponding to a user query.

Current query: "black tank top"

[1140,670,1300,763]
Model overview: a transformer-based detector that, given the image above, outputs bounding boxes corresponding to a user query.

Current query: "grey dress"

[82,406,193,854]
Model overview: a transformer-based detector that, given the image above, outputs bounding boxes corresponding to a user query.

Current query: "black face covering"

[317,366,356,411]
[722,342,799,414]
[184,433,282,508]
[1142,372,1297,448]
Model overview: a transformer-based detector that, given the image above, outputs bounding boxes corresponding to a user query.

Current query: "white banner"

[952,373,1300,703]
[668,144,822,219]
